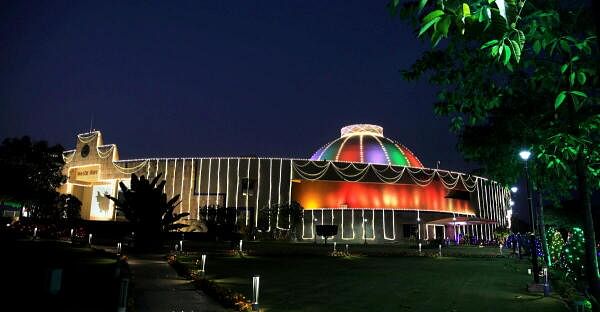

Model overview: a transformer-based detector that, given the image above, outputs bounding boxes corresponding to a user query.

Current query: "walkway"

[128,254,229,312]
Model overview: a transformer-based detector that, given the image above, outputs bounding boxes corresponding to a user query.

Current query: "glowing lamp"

[239,240,243,252]
[510,186,518,193]
[200,254,206,276]
[252,275,260,311]
[509,200,515,206]
[519,150,531,161]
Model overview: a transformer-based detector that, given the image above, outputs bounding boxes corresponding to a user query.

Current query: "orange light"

[292,180,475,215]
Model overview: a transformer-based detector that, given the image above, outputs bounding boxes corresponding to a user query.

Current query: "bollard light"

[418,243,422,254]
[252,275,260,311]
[33,227,38,239]
[438,244,442,256]
[70,228,74,240]
[333,242,337,252]
[117,242,122,255]
[239,240,243,253]
[201,254,206,276]
[179,240,183,252]
[88,233,93,246]
[499,243,503,255]
[345,244,349,255]
[117,277,129,312]
[527,268,532,275]
[543,267,550,296]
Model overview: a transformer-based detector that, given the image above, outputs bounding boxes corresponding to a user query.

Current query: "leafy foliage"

[106,173,188,245]
[546,227,565,266]
[257,202,304,240]
[0,136,66,218]
[390,0,599,300]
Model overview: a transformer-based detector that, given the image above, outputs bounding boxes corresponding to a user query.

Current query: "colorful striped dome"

[310,124,423,167]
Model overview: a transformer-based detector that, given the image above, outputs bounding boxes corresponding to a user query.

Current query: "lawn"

[1,240,121,312]
[178,243,568,312]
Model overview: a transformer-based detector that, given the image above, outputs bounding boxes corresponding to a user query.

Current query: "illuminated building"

[59,125,509,241]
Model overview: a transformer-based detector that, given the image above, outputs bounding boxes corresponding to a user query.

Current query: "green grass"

[179,243,568,312]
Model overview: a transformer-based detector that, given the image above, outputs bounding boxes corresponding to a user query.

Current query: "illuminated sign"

[69,165,100,182]
[292,180,475,215]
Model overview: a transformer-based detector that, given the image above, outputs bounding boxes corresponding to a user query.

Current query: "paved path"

[128,254,229,312]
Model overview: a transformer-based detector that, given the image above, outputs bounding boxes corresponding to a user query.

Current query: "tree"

[257,202,304,240]
[200,206,240,240]
[56,194,82,221]
[106,173,188,248]
[0,136,66,218]
[493,226,510,244]
[316,225,338,244]
[390,0,599,301]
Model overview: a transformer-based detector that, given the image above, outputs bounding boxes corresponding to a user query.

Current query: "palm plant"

[106,173,188,248]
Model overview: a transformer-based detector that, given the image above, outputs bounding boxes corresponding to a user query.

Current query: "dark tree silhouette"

[0,136,65,219]
[106,173,188,248]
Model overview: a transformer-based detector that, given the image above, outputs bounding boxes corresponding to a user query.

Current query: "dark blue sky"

[1,1,473,172]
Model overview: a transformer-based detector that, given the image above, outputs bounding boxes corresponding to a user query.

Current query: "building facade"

[60,125,510,242]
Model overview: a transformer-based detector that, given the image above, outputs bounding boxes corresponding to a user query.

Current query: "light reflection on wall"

[292,180,475,215]
[90,184,115,220]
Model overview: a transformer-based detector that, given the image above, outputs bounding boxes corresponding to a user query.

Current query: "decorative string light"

[188,159,194,218]
[62,129,507,242]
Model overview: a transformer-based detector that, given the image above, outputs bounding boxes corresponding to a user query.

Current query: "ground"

[177,242,569,312]
[1,240,121,312]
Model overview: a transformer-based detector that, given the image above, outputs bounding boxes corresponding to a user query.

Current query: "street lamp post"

[519,150,540,284]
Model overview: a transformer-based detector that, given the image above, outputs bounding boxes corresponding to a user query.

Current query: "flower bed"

[167,254,252,312]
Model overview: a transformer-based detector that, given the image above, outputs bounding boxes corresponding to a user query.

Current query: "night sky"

[1,1,473,173]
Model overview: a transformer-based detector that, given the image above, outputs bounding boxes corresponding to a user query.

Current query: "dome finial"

[340,124,383,137]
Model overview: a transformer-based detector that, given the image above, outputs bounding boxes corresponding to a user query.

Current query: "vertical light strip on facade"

[206,159,211,210]
[172,158,177,200]
[180,159,185,214]
[417,210,421,240]
[216,159,221,208]
[370,209,375,240]
[226,158,230,208]
[164,159,169,198]
[188,159,194,219]
[235,158,240,222]
[155,159,159,178]
[268,158,273,231]
[288,160,293,228]
[245,158,250,225]
[475,179,482,240]
[255,158,261,227]
[197,159,203,220]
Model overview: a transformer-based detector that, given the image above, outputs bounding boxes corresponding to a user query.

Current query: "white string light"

[188,159,194,219]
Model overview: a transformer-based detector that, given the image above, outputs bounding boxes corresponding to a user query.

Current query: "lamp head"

[519,150,531,161]
[510,186,518,193]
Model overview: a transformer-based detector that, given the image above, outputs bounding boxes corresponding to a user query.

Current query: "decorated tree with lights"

[559,227,586,281]
[546,227,565,267]
[390,0,600,301]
